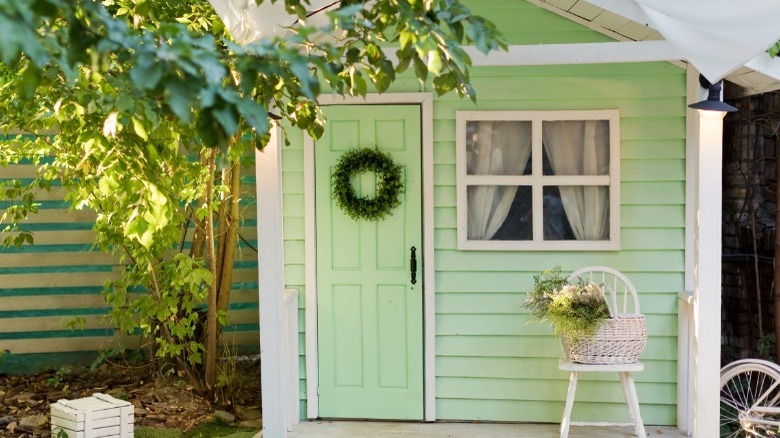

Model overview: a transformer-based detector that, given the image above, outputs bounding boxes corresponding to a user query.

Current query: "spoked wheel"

[721,362,780,437]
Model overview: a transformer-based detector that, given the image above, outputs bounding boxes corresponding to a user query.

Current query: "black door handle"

[410,246,417,285]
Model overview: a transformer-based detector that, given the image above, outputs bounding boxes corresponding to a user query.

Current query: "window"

[456,110,620,250]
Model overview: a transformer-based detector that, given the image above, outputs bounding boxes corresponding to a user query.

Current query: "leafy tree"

[0,0,504,391]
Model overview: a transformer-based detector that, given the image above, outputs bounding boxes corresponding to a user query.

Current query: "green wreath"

[331,147,404,221]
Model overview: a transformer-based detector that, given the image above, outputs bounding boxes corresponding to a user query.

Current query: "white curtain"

[542,121,609,240]
[467,121,532,240]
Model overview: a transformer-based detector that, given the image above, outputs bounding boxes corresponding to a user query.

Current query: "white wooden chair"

[559,266,646,438]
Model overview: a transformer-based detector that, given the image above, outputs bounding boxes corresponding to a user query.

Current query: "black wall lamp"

[688,74,737,113]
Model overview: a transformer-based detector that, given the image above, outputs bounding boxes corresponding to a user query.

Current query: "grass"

[135,429,182,438]
[135,420,259,438]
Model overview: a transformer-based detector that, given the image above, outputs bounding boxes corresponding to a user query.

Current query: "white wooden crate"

[51,393,134,438]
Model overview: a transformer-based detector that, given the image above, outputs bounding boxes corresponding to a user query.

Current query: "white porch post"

[257,122,288,438]
[689,70,723,437]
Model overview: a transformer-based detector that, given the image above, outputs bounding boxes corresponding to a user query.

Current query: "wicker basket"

[561,314,647,364]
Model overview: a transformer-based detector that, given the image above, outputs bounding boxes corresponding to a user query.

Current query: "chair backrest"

[567,266,641,316]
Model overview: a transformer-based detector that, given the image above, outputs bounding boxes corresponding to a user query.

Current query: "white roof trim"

[744,53,780,84]
[585,0,651,26]
[526,0,644,43]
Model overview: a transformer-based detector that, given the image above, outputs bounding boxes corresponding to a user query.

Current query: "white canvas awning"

[586,0,780,84]
[526,0,780,95]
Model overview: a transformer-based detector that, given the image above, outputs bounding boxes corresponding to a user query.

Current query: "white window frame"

[456,109,621,251]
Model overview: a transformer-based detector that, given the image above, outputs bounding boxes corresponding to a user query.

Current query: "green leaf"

[132,117,148,140]
[199,86,217,108]
[198,57,226,85]
[353,73,367,96]
[115,94,135,113]
[217,310,228,326]
[67,20,92,67]
[432,72,457,95]
[196,111,222,147]
[236,98,270,135]
[346,47,360,64]
[125,218,153,249]
[426,51,442,75]
[212,103,238,138]
[18,62,41,99]
[98,174,119,196]
[288,57,318,99]
[164,80,194,123]
[399,31,414,51]
[395,51,412,73]
[365,43,380,61]
[130,55,164,90]
[770,42,780,58]
[412,55,428,83]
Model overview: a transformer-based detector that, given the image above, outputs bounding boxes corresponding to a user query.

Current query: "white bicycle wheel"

[721,362,780,437]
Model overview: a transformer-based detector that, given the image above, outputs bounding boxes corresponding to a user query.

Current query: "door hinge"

[317,386,320,395]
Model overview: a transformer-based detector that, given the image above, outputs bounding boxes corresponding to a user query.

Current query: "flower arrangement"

[523,267,611,342]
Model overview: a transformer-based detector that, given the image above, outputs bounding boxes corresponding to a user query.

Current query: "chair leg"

[560,371,578,438]
[619,372,637,424]
[622,372,646,437]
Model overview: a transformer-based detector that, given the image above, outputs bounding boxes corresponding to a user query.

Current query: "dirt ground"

[0,357,262,437]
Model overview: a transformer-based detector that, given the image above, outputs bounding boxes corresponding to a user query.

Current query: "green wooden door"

[315,105,423,420]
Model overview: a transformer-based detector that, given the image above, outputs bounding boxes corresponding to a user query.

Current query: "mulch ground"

[0,357,262,437]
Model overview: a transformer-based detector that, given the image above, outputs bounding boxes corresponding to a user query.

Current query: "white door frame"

[256,122,289,438]
[304,93,436,421]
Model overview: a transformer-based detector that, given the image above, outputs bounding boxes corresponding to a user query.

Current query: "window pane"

[542,120,609,176]
[467,185,531,241]
[543,185,609,241]
[466,121,532,175]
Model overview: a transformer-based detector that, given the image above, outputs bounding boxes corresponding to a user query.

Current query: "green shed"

[217,1,780,437]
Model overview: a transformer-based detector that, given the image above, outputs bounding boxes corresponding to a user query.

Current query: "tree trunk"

[190,151,211,260]
[192,147,242,390]
[205,148,219,389]
[215,166,229,290]
[216,160,241,315]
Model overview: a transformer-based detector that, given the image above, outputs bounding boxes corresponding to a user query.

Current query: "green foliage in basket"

[523,267,611,342]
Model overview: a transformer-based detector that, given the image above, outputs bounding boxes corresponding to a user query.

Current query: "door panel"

[316,105,423,420]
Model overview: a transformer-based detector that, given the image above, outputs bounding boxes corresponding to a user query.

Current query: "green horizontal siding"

[436,314,678,337]
[436,398,674,424]
[466,0,612,46]
[437,356,676,382]
[0,162,261,373]
[428,33,684,424]
[435,271,684,294]
[436,292,677,315]
[280,127,310,418]
[437,335,678,361]
[437,377,675,405]
[433,250,684,272]
[0,265,115,274]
